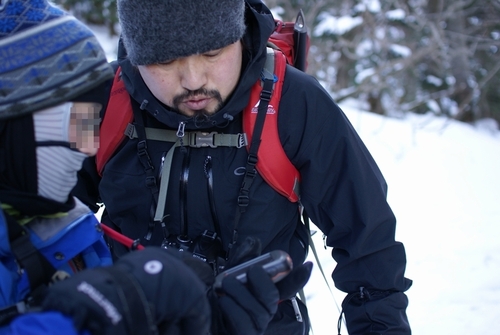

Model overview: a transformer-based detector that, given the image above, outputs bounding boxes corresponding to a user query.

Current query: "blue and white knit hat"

[0,0,114,120]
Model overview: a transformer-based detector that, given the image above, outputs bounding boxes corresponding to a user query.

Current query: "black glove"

[212,237,313,335]
[42,247,211,335]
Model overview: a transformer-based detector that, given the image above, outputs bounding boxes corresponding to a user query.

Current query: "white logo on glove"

[77,281,123,325]
[144,260,163,274]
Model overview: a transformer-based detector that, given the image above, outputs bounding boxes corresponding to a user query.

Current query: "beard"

[172,88,224,117]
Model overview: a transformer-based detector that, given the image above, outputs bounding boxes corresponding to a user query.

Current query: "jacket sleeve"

[279,68,412,334]
[2,312,89,335]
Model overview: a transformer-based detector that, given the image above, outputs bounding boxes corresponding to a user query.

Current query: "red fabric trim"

[95,68,133,176]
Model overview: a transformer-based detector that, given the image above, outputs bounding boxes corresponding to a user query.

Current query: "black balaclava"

[0,112,76,217]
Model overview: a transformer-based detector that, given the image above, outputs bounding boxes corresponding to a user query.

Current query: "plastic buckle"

[192,132,217,148]
[237,133,248,148]
[260,89,272,101]
[245,168,257,179]
[247,153,258,165]
[131,239,141,250]
[124,123,136,139]
[237,195,250,207]
[137,140,147,154]
[145,176,156,188]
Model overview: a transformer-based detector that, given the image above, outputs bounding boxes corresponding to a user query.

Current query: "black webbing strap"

[4,213,56,291]
[229,76,275,256]
[131,103,160,240]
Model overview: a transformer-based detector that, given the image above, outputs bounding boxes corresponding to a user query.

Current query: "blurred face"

[137,41,243,117]
[69,102,101,156]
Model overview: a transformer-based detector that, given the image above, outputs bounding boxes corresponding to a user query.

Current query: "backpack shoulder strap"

[95,67,133,176]
[229,47,301,255]
[243,48,301,202]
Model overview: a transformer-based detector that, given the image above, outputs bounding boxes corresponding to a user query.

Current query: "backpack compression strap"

[242,48,300,203]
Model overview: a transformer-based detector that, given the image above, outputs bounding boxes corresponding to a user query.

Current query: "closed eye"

[158,59,174,66]
[203,49,222,58]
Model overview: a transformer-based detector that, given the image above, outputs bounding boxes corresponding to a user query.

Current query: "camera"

[213,250,293,290]
[161,230,226,275]
[161,231,293,286]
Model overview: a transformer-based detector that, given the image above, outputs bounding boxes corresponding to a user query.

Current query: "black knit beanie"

[117,0,246,66]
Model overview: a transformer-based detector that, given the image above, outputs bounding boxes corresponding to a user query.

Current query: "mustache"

[172,88,222,107]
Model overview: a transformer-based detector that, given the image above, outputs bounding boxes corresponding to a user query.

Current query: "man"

[0,1,211,334]
[75,0,413,334]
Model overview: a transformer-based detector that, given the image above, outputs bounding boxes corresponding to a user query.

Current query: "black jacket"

[75,1,412,334]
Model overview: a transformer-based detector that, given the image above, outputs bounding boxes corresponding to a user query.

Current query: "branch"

[454,60,500,119]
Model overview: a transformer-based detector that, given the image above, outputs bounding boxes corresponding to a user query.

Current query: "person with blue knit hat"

[0,1,212,334]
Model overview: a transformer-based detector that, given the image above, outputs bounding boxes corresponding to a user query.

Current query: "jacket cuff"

[341,289,411,335]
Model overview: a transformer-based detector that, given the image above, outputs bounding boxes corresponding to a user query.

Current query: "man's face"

[69,102,101,156]
[138,41,243,117]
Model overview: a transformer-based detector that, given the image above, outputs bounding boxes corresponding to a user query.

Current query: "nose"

[179,56,207,91]
[79,139,99,157]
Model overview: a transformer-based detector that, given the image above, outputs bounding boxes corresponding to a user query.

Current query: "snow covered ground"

[305,99,500,334]
[91,26,500,335]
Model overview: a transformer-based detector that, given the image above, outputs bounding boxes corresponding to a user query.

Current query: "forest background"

[54,0,500,127]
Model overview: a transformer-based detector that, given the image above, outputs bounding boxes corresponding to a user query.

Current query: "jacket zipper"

[178,122,189,239]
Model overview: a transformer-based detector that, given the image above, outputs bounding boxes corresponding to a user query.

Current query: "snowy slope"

[305,99,500,334]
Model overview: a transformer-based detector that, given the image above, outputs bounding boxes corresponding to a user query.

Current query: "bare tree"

[299,0,500,124]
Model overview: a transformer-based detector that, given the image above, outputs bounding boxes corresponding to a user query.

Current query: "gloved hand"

[42,247,211,335]
[211,237,313,335]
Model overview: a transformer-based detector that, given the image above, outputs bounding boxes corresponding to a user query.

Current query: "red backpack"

[96,14,309,204]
